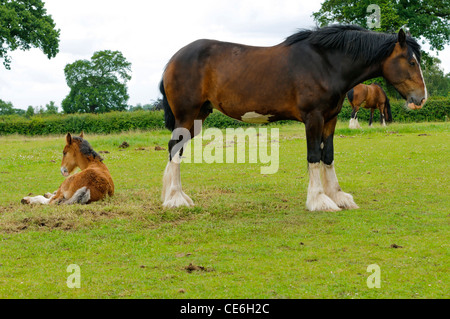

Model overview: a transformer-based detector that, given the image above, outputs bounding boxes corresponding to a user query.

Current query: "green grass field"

[0,121,448,298]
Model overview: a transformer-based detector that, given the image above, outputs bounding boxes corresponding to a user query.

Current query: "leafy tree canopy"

[0,98,14,115]
[62,50,132,114]
[0,0,60,69]
[313,0,450,53]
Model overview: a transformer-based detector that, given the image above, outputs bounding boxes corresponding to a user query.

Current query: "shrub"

[338,97,449,123]
[0,97,448,136]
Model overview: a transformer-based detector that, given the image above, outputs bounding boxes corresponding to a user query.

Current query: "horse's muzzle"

[407,96,426,110]
[61,167,69,177]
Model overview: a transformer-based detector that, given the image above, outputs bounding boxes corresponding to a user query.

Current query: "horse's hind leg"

[65,187,91,205]
[369,109,375,127]
[320,117,359,210]
[379,104,387,126]
[162,147,194,208]
[162,104,212,208]
[162,115,199,208]
[349,106,361,129]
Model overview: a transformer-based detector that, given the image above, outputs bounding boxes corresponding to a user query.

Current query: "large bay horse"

[160,25,427,211]
[21,133,114,205]
[348,83,392,128]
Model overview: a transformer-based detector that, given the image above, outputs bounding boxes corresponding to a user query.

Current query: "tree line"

[0,98,163,117]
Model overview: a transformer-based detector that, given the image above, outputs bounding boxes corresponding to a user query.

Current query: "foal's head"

[61,133,102,177]
[382,29,427,110]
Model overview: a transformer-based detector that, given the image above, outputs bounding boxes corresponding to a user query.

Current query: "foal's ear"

[398,29,406,47]
[66,133,72,145]
[79,132,84,139]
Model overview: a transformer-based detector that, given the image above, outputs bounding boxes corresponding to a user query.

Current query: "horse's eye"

[409,61,416,66]
[63,152,67,156]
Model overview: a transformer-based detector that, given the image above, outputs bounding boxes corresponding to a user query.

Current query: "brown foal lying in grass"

[21,133,114,205]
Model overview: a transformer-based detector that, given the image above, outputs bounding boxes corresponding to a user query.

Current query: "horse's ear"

[66,133,72,145]
[80,132,84,139]
[398,29,406,47]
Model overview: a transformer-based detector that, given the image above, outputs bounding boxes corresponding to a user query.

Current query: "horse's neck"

[321,51,382,94]
[342,61,382,93]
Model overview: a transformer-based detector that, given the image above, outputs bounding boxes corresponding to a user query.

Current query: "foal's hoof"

[163,190,194,208]
[306,193,341,212]
[21,198,30,205]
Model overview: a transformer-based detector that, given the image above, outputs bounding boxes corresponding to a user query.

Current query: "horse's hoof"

[330,191,359,210]
[163,190,194,208]
[306,193,341,212]
[21,198,30,205]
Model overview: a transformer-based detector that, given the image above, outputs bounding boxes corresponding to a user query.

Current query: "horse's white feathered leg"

[306,163,341,212]
[321,161,359,210]
[162,154,194,208]
[349,117,361,129]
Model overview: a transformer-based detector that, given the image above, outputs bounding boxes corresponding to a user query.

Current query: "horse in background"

[160,25,427,212]
[348,83,392,129]
[21,133,114,205]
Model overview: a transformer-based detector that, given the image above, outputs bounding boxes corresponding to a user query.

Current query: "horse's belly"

[240,111,274,124]
[210,99,292,124]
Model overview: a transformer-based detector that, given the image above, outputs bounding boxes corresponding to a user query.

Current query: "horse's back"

[370,83,387,104]
[163,39,302,122]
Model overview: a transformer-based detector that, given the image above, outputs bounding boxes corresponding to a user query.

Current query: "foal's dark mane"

[73,137,103,162]
[284,25,421,65]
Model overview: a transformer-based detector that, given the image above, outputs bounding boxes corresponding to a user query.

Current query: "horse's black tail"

[160,80,175,132]
[385,94,393,123]
[347,88,355,104]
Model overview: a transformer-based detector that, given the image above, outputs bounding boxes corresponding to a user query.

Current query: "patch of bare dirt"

[185,263,212,273]
[119,141,130,148]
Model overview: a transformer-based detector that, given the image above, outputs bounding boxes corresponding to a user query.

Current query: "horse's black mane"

[73,137,103,162]
[284,25,421,65]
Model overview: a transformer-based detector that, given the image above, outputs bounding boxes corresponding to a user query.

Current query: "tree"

[45,101,59,114]
[422,57,450,97]
[0,99,14,115]
[62,50,132,114]
[25,105,34,117]
[313,0,450,97]
[312,0,450,52]
[0,0,60,69]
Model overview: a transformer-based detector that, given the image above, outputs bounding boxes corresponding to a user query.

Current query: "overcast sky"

[1,0,449,110]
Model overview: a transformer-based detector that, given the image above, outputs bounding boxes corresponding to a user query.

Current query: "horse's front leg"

[21,190,57,205]
[305,113,340,212]
[320,117,359,210]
